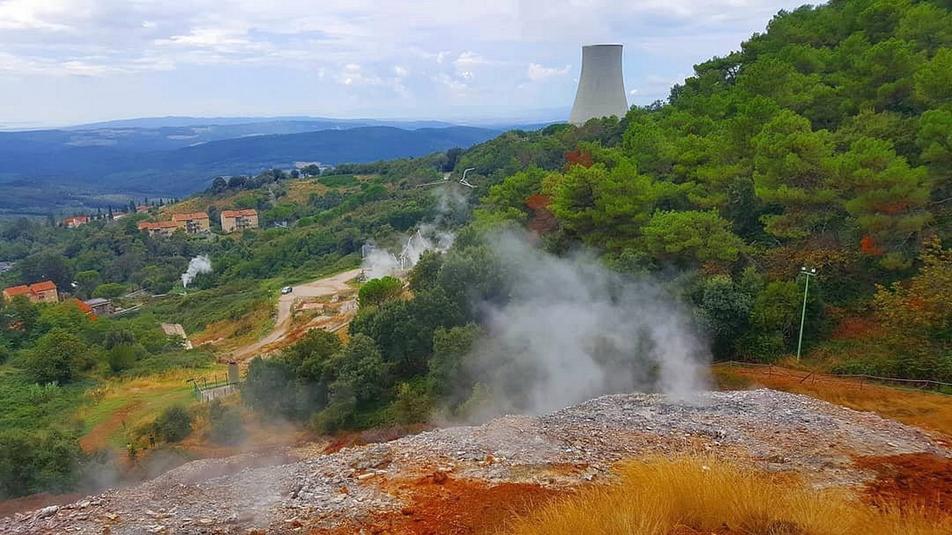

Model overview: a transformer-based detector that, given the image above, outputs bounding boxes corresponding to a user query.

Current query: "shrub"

[106,343,146,373]
[23,329,91,384]
[208,400,245,445]
[391,381,433,424]
[0,428,85,499]
[153,405,192,443]
[357,276,403,307]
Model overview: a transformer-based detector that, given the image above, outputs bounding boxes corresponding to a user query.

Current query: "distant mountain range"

[0,117,516,215]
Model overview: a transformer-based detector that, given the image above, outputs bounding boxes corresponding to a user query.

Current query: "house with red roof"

[2,280,59,304]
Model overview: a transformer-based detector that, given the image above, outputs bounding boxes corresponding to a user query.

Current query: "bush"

[358,276,403,307]
[153,405,192,443]
[106,343,146,372]
[390,381,433,424]
[208,400,245,445]
[23,328,91,384]
[0,428,85,499]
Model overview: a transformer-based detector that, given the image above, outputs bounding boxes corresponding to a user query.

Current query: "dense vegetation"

[243,0,952,433]
[0,296,213,498]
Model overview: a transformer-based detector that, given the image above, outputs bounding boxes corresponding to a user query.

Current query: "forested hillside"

[243,0,951,434]
[0,0,950,501]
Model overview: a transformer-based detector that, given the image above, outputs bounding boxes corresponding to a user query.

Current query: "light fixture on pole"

[796,267,817,361]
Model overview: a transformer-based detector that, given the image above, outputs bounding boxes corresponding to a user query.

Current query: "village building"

[64,215,89,228]
[138,220,179,237]
[136,205,150,213]
[83,297,115,317]
[172,212,211,234]
[220,209,259,233]
[2,280,59,304]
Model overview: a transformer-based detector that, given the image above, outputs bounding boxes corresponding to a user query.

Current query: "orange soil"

[313,475,566,535]
[79,400,143,452]
[855,453,952,514]
[713,364,952,439]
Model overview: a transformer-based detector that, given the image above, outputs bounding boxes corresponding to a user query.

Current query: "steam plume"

[181,255,213,288]
[460,231,710,420]
[361,184,463,278]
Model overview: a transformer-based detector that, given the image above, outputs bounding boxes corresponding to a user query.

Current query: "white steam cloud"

[181,254,213,288]
[461,231,710,419]
[361,184,465,279]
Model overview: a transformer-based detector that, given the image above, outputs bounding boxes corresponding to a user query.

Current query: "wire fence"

[716,360,952,394]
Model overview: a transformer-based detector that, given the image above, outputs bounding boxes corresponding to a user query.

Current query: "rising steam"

[181,255,213,289]
[361,184,464,279]
[459,231,710,420]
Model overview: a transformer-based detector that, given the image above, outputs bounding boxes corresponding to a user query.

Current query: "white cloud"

[0,0,811,122]
[527,62,570,81]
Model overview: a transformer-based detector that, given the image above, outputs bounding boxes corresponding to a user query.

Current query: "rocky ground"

[3,389,948,534]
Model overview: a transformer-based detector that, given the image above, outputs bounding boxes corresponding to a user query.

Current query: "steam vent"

[569,44,629,126]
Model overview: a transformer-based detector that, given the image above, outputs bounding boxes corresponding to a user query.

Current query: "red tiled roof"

[65,215,89,223]
[30,280,56,292]
[2,285,31,297]
[221,209,258,218]
[3,280,56,298]
[172,212,209,221]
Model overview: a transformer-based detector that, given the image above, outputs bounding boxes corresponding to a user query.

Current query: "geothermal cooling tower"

[569,44,629,126]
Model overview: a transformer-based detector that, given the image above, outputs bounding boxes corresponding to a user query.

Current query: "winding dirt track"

[230,268,362,361]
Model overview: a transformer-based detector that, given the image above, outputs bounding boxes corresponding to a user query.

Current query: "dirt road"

[230,268,362,361]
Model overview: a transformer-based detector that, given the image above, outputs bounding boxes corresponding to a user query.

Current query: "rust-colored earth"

[312,474,566,535]
[855,453,952,514]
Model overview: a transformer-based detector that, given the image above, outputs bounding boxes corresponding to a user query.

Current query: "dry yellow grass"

[712,364,952,437]
[505,457,951,535]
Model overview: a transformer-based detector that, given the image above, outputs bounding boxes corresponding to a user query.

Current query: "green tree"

[357,276,403,308]
[641,210,746,266]
[330,334,390,404]
[695,275,753,359]
[833,137,931,265]
[914,48,952,106]
[74,270,101,299]
[551,159,680,251]
[0,429,84,498]
[752,110,840,239]
[24,329,90,384]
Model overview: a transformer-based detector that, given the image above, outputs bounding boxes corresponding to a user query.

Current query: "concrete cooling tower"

[569,44,629,126]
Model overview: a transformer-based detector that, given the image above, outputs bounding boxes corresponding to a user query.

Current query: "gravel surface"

[3,389,947,534]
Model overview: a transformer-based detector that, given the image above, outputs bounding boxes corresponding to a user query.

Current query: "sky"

[0,0,812,127]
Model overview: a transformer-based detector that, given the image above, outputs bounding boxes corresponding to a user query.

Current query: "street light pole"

[796,267,817,361]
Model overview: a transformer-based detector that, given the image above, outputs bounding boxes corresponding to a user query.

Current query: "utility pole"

[796,267,817,361]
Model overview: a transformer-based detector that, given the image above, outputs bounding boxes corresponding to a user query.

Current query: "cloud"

[527,62,570,81]
[0,0,811,123]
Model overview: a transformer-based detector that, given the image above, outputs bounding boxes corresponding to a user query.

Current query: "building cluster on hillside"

[137,208,259,237]
[2,280,59,304]
[2,279,117,319]
[61,207,133,228]
[220,209,259,233]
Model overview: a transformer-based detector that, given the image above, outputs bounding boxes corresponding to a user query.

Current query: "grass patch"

[712,363,952,437]
[77,366,222,451]
[318,174,358,188]
[506,457,952,535]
